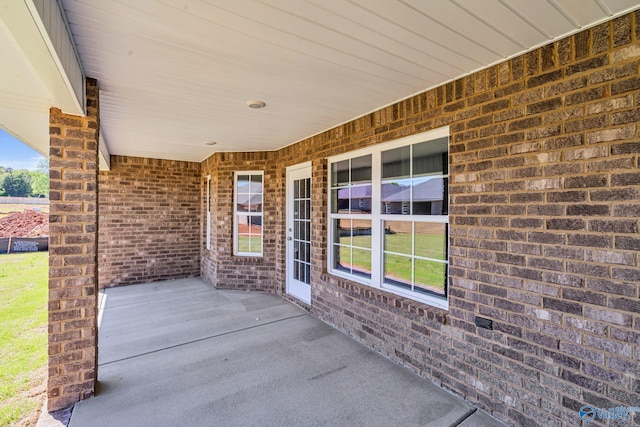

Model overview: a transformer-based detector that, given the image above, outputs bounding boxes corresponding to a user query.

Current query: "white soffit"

[0,0,111,169]
[56,0,640,162]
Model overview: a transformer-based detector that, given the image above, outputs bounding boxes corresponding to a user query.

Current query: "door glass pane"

[292,177,312,284]
[304,178,311,198]
[304,199,311,220]
[305,264,311,284]
[305,222,311,243]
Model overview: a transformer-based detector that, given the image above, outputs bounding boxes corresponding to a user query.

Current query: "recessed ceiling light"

[246,100,266,109]
[203,141,217,146]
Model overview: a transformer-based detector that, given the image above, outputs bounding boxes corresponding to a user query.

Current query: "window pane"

[238,236,249,252]
[249,194,262,213]
[351,248,372,278]
[334,188,350,213]
[334,244,351,272]
[236,214,262,254]
[333,219,348,245]
[384,253,412,287]
[350,184,372,214]
[250,174,263,189]
[411,176,445,215]
[414,222,447,260]
[332,160,350,187]
[249,235,262,254]
[384,221,412,255]
[351,155,372,183]
[351,220,371,249]
[330,189,338,214]
[414,259,447,296]
[382,146,410,179]
[237,175,250,192]
[250,216,262,229]
[382,179,411,215]
[413,139,447,176]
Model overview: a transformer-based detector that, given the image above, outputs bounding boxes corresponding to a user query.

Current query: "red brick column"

[48,78,100,411]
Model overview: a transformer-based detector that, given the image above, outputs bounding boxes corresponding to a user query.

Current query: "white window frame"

[234,171,264,257]
[206,175,211,251]
[327,127,449,310]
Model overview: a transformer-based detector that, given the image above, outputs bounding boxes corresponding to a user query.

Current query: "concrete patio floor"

[68,278,506,427]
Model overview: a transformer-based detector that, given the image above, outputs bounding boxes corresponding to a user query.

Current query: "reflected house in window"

[337,177,445,217]
[381,177,445,216]
[236,184,263,214]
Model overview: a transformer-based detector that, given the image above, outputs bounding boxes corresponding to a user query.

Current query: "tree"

[29,170,49,197]
[1,171,32,197]
[37,158,49,175]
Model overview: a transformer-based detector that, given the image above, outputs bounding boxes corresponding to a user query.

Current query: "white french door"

[286,163,312,304]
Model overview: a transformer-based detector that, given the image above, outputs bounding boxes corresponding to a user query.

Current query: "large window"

[328,128,449,309]
[234,172,263,256]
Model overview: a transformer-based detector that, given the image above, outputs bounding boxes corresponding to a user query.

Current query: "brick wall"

[202,13,640,426]
[48,78,99,411]
[201,151,280,291]
[98,156,201,287]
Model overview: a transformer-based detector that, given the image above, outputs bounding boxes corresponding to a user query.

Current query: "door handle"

[287,237,293,241]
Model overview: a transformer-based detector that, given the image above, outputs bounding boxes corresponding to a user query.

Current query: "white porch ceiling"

[9,0,640,164]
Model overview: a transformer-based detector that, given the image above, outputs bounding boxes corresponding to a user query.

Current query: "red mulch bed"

[0,210,49,238]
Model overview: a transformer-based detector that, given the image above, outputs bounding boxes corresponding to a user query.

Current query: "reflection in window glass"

[328,129,449,306]
[383,220,447,297]
[332,219,372,279]
[330,155,372,214]
[382,146,410,179]
[235,172,264,256]
[414,222,447,260]
[382,140,447,216]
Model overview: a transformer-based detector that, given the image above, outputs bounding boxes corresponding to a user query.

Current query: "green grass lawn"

[338,233,446,295]
[0,252,48,426]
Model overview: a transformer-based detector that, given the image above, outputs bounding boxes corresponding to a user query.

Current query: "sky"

[0,128,45,171]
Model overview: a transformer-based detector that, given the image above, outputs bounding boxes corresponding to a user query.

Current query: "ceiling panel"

[55,0,640,162]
